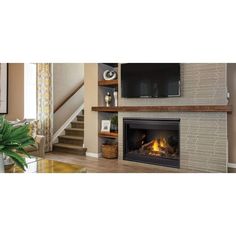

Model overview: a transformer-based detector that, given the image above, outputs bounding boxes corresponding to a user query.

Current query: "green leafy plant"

[0,116,36,170]
[111,115,118,126]
[110,115,118,132]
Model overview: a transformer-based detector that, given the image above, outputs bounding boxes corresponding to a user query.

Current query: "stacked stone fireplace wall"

[118,63,228,172]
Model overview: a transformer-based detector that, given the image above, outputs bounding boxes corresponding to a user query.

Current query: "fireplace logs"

[137,137,178,159]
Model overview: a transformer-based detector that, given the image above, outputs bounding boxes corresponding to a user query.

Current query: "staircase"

[53,114,87,155]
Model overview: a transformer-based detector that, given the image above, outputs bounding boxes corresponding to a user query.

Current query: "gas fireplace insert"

[123,118,180,168]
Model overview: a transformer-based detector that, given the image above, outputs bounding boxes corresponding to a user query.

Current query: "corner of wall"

[84,64,99,154]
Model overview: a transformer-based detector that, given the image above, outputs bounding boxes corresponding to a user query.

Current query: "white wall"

[53,63,84,133]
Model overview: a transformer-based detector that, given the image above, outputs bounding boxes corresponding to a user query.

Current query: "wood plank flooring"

[45,152,195,173]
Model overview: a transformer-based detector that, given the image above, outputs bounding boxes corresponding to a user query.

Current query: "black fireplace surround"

[123,118,180,168]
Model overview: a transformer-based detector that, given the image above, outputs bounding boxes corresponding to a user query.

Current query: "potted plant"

[0,116,36,173]
[110,115,118,132]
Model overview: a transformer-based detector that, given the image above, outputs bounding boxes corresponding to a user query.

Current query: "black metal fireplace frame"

[123,118,180,168]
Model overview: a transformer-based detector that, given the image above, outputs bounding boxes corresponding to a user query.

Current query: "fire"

[160,138,167,148]
[138,137,178,159]
[153,139,160,152]
[152,138,167,152]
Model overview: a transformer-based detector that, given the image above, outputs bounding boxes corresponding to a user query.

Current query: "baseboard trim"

[86,152,102,158]
[227,162,236,169]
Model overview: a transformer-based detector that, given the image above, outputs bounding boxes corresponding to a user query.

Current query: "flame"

[160,138,167,148]
[153,139,160,152]
[152,138,167,152]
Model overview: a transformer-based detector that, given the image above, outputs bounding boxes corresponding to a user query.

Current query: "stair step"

[71,121,84,129]
[53,143,87,155]
[77,115,84,121]
[58,135,84,145]
[65,128,84,136]
[53,143,84,149]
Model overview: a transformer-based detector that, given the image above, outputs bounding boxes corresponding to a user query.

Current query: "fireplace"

[123,119,180,168]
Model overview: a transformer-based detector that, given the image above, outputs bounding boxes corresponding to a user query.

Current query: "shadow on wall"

[53,63,84,133]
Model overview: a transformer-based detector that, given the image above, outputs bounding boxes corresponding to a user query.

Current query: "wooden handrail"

[54,81,84,113]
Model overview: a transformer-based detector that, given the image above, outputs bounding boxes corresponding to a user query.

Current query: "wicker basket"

[102,144,118,159]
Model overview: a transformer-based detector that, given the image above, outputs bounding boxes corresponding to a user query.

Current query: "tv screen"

[121,63,181,98]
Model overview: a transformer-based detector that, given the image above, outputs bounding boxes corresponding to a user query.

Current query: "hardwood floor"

[45,152,194,173]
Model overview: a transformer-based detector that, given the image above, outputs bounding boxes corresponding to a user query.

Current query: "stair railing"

[54,80,84,113]
[52,80,85,143]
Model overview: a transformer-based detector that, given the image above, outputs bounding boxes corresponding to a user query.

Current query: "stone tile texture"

[118,64,228,172]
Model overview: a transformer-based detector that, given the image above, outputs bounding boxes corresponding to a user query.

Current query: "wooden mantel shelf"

[98,80,118,87]
[98,132,118,139]
[92,105,232,113]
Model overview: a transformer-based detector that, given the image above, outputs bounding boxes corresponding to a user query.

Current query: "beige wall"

[227,64,236,164]
[6,63,24,121]
[53,63,84,132]
[53,63,84,108]
[84,64,99,154]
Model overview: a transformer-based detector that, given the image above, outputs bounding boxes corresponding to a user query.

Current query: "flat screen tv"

[121,63,181,98]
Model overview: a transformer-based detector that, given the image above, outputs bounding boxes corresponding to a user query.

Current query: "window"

[24,63,37,119]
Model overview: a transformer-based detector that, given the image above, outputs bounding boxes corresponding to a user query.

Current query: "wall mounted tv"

[121,63,181,98]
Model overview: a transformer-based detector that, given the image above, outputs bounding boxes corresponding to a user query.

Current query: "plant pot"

[0,153,5,173]
[4,156,15,171]
[110,124,118,132]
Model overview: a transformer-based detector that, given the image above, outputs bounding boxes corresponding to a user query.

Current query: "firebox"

[123,118,180,168]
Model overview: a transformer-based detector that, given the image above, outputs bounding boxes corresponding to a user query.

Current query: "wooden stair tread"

[53,143,85,150]
[65,128,84,131]
[59,135,84,140]
[53,110,86,155]
[71,121,84,124]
